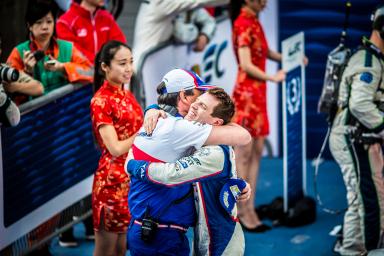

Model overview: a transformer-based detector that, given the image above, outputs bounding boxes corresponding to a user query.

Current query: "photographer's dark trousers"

[128,220,189,256]
[330,129,384,255]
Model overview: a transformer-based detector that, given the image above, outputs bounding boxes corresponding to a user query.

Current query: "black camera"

[33,50,45,62]
[141,216,158,242]
[0,65,19,83]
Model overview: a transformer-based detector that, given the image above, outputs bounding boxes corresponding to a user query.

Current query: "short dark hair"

[207,88,235,125]
[156,81,195,107]
[26,0,58,26]
[372,4,384,39]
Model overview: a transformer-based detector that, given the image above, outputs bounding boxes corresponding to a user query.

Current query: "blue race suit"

[127,112,212,255]
[127,145,245,256]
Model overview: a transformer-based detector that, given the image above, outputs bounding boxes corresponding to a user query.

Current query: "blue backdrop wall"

[278,0,382,159]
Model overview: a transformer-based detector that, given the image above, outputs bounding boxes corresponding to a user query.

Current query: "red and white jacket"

[56,2,126,63]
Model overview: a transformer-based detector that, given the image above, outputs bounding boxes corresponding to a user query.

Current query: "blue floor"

[50,158,346,256]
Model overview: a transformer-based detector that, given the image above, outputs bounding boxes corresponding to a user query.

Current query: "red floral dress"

[232,7,269,137]
[90,80,143,233]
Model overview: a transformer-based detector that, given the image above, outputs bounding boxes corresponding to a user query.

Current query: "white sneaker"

[85,234,95,240]
[332,239,342,255]
[58,234,78,248]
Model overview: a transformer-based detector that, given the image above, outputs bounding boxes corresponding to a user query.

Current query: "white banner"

[140,19,237,106]
[140,1,279,156]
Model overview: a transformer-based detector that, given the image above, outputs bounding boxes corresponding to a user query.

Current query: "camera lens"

[0,65,20,83]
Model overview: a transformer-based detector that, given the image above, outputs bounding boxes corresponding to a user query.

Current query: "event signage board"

[282,32,307,211]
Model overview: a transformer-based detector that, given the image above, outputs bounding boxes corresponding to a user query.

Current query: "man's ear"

[179,90,189,104]
[211,118,224,126]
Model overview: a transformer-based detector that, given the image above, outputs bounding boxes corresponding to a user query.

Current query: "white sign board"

[282,32,307,211]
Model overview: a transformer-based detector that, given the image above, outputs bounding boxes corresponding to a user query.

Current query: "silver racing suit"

[329,40,384,255]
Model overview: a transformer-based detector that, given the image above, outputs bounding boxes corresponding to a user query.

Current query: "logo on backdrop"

[191,41,228,83]
[286,41,302,66]
[288,41,302,57]
[287,76,301,115]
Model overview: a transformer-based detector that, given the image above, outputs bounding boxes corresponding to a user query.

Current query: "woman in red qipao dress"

[230,0,286,232]
[90,40,143,256]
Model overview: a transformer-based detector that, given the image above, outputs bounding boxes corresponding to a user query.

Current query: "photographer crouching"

[0,34,44,127]
[329,4,384,256]
[0,64,21,127]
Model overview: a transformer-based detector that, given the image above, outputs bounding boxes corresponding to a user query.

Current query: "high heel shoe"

[239,220,271,233]
[254,205,269,220]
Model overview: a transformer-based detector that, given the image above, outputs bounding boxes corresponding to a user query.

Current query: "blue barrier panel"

[2,85,99,227]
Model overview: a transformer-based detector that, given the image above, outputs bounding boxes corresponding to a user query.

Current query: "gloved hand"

[378,129,384,140]
[359,132,383,145]
[173,22,199,44]
[126,159,150,180]
[219,178,247,217]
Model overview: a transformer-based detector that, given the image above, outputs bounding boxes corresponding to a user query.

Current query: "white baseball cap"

[160,68,215,94]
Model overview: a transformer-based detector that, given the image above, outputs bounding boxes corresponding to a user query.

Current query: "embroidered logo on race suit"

[176,156,202,169]
[100,26,110,32]
[196,147,210,157]
[360,72,373,84]
[137,131,150,137]
[191,121,207,127]
[77,28,87,37]
[229,185,241,199]
[178,159,189,169]
[139,164,146,179]
[222,191,230,208]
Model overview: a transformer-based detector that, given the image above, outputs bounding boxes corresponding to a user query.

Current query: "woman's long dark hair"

[229,0,245,24]
[93,40,131,94]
